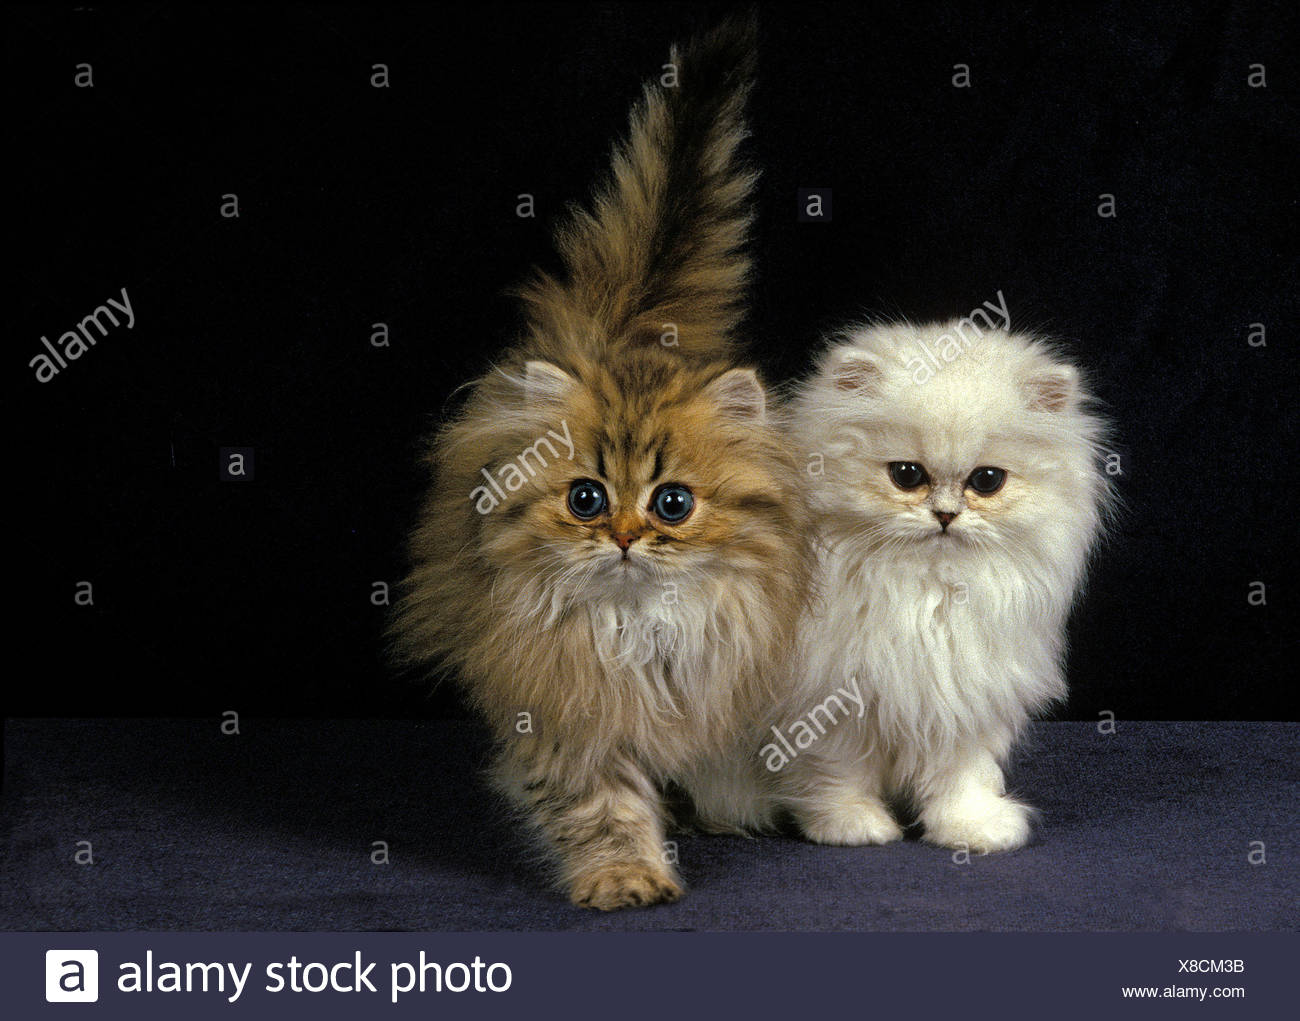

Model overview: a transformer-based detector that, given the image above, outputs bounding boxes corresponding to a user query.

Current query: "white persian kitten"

[777,319,1110,852]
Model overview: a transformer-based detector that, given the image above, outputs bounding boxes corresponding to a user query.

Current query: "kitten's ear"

[1023,363,1079,413]
[522,359,576,401]
[831,350,882,393]
[706,368,766,422]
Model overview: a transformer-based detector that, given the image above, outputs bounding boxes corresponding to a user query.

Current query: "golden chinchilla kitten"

[389,18,811,910]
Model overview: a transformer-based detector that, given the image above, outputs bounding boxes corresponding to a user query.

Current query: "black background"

[10,2,1297,721]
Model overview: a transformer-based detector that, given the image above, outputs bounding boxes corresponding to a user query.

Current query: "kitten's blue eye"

[650,484,694,523]
[967,467,1006,495]
[567,479,607,519]
[888,462,928,489]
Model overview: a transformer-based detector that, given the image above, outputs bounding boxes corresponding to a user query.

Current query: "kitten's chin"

[904,527,973,551]
[592,551,703,604]
[592,552,656,591]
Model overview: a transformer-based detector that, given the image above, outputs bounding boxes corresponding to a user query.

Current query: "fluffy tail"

[518,14,759,359]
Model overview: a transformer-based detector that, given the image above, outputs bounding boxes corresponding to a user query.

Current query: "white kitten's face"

[845,429,1062,557]
[795,323,1106,566]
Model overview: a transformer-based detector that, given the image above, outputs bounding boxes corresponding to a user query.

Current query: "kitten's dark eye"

[967,467,1007,495]
[650,483,694,523]
[888,462,928,490]
[567,479,608,519]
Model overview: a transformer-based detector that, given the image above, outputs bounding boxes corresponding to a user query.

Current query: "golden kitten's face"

[477,354,792,602]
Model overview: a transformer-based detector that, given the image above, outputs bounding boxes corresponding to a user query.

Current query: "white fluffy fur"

[779,321,1110,852]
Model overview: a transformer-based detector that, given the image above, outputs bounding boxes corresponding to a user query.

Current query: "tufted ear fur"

[705,367,766,421]
[1023,363,1079,412]
[523,359,577,401]
[832,350,883,394]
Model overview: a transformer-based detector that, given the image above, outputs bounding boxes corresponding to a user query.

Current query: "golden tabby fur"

[389,17,811,909]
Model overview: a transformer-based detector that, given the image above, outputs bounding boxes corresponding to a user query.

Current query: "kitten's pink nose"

[934,511,957,530]
[612,531,638,551]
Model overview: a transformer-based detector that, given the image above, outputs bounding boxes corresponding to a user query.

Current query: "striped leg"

[498,744,682,910]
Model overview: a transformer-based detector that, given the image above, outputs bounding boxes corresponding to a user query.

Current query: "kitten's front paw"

[570,863,683,911]
[799,798,904,846]
[922,795,1033,853]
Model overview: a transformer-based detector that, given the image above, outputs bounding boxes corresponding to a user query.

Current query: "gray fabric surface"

[2,718,1295,931]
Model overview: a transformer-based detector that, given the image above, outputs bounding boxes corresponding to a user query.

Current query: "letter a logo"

[45,949,99,1002]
